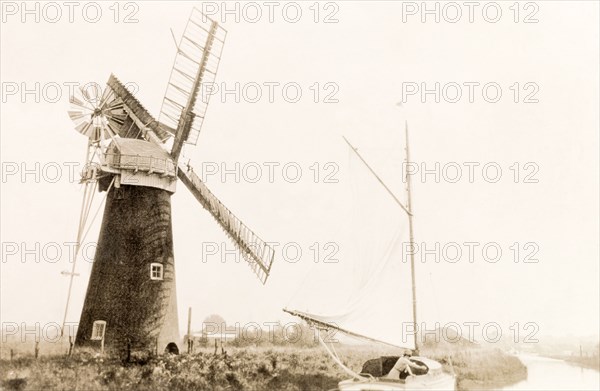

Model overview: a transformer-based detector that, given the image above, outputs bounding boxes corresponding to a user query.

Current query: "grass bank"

[423,347,527,390]
[0,345,526,390]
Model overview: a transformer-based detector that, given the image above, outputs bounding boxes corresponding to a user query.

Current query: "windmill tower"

[66,9,275,355]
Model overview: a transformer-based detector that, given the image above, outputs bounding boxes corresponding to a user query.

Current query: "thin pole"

[342,136,412,217]
[61,141,93,337]
[187,307,192,353]
[405,121,419,354]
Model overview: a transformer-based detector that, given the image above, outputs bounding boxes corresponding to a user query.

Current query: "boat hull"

[338,373,456,391]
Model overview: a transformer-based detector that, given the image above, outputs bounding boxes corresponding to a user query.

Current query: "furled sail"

[287,142,415,350]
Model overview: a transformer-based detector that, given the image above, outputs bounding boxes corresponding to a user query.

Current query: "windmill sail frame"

[105,75,276,285]
[179,166,276,284]
[158,8,227,160]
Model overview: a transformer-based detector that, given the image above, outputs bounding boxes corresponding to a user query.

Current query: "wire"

[80,178,115,243]
[60,176,115,336]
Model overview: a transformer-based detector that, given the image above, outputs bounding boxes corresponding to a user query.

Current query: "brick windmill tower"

[64,9,275,355]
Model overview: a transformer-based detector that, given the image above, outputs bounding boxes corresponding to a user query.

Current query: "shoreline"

[546,355,600,372]
[425,348,527,391]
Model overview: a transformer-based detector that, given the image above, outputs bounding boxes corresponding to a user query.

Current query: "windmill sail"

[178,166,275,284]
[286,143,415,349]
[159,8,227,160]
[104,75,275,285]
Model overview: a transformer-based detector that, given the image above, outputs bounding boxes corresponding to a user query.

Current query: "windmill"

[65,8,275,355]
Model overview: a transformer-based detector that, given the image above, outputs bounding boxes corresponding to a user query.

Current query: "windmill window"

[150,263,163,280]
[91,320,106,340]
[114,187,125,200]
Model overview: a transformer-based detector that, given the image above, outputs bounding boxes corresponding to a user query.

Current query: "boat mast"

[404,120,419,354]
[341,130,418,352]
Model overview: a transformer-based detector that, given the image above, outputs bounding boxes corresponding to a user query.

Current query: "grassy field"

[0,340,527,391]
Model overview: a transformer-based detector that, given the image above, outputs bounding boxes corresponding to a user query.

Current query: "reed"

[0,343,527,390]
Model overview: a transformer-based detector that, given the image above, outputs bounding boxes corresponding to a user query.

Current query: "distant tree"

[202,314,226,334]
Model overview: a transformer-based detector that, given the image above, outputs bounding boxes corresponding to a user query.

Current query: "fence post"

[34,340,40,359]
[187,307,192,354]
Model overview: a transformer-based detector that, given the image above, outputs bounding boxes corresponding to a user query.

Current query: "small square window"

[150,263,163,280]
[114,187,125,200]
[91,320,106,340]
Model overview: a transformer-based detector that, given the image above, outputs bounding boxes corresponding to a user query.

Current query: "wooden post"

[68,336,73,357]
[187,307,192,354]
[34,340,40,359]
[10,349,14,361]
[213,339,218,355]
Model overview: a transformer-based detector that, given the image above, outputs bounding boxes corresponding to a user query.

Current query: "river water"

[502,355,599,391]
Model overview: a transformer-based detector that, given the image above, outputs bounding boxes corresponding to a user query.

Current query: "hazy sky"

[1,1,598,343]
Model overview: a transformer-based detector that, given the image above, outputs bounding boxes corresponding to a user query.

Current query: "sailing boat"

[284,122,456,390]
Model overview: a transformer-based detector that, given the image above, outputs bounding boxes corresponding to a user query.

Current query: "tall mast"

[405,120,419,354]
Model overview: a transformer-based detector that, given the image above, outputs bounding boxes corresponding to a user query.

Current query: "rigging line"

[60,177,116,336]
[328,338,342,361]
[342,136,412,217]
[317,329,368,381]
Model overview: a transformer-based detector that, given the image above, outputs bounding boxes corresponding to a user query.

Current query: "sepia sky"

[1,1,599,342]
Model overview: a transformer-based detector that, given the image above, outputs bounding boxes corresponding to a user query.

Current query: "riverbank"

[548,355,600,371]
[0,345,527,390]
[424,347,527,390]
